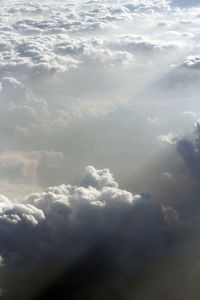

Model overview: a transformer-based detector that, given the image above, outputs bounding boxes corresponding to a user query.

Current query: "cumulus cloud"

[0,0,158,80]
[0,0,191,84]
[0,166,176,300]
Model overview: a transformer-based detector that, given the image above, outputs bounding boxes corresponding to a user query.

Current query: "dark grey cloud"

[177,125,200,179]
[0,166,176,300]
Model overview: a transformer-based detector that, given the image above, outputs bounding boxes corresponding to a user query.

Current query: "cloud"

[159,132,177,144]
[0,0,187,83]
[1,1,200,299]
[171,0,200,8]
[149,55,200,96]
[182,56,200,69]
[177,125,200,179]
[0,166,176,299]
[0,1,139,80]
[0,0,198,159]
[109,34,180,55]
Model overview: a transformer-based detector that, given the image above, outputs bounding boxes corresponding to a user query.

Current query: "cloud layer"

[1,0,200,196]
[1,0,200,299]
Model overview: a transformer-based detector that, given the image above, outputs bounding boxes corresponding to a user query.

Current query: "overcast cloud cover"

[0,0,200,299]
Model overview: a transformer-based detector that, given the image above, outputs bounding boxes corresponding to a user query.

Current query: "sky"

[0,0,200,299]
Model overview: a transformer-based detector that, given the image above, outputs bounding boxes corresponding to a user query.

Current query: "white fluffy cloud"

[0,0,195,82]
[159,132,178,144]
[182,55,200,69]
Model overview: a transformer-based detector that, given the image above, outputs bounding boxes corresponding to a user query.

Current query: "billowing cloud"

[0,166,176,299]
